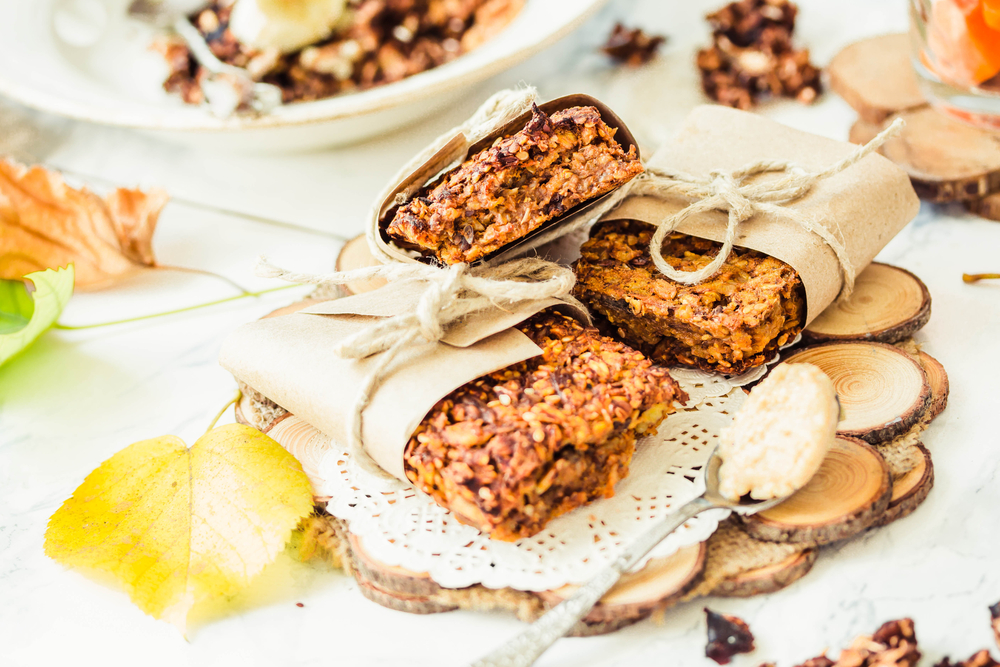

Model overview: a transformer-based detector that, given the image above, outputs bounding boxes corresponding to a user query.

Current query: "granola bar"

[573,220,805,375]
[385,104,644,265]
[403,310,686,541]
[158,0,523,106]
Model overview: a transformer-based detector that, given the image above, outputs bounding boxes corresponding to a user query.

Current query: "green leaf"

[0,265,74,366]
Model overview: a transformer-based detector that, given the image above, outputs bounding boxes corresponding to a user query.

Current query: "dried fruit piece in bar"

[385,104,643,265]
[403,310,686,542]
[572,220,805,375]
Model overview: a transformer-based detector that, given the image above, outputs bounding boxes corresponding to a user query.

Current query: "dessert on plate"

[157,0,524,105]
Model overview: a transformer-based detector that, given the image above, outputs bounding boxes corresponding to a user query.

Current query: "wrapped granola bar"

[579,105,919,374]
[219,284,686,541]
[373,93,643,267]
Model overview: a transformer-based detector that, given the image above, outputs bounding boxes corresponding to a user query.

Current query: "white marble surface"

[2,1,1000,666]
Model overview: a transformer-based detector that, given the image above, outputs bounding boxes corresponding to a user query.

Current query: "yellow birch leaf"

[44,423,314,630]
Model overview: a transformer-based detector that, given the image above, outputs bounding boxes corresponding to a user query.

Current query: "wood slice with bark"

[828,33,927,124]
[741,436,892,545]
[874,444,934,527]
[335,234,386,295]
[918,350,950,420]
[349,531,706,634]
[783,342,931,444]
[710,549,817,597]
[535,543,706,635]
[854,107,1000,202]
[968,192,1000,221]
[804,263,931,344]
[347,533,460,615]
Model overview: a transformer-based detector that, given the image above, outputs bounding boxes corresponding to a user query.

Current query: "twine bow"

[256,256,582,454]
[582,117,907,299]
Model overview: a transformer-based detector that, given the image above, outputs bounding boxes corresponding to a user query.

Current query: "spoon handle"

[470,495,716,667]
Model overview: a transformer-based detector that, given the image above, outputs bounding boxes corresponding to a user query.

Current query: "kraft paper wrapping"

[219,284,585,481]
[371,94,641,267]
[602,105,921,323]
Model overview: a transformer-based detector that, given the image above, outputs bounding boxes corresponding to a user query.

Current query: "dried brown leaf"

[0,159,169,288]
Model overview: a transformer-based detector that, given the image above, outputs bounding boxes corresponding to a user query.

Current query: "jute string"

[551,116,905,300]
[256,256,584,454]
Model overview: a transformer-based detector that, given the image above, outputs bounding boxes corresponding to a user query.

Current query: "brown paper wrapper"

[602,105,921,323]
[372,94,641,267]
[219,286,586,480]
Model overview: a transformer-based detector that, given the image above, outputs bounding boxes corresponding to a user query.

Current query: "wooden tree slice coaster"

[710,549,817,598]
[968,192,1000,221]
[345,531,706,635]
[335,234,387,295]
[857,107,1000,202]
[740,436,892,545]
[804,263,931,344]
[537,543,706,635]
[783,342,931,444]
[828,33,928,124]
[849,117,882,146]
[917,350,950,420]
[875,444,934,528]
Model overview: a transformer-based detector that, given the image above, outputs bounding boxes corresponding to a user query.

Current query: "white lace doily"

[265,360,777,591]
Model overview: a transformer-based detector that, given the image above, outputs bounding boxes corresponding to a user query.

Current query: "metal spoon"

[470,447,791,667]
[127,0,282,116]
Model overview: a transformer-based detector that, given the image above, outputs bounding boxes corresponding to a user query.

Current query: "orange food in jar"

[982,0,1000,29]
[928,0,1000,85]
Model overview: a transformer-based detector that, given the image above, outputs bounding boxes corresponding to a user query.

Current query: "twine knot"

[708,170,755,222]
[256,255,584,458]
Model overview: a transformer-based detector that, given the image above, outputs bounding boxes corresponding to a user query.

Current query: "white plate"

[0,0,609,151]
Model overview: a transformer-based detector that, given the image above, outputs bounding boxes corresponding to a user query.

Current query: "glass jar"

[910,0,1000,129]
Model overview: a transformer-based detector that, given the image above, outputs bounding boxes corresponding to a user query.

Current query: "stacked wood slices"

[829,33,1000,217]
[235,240,946,636]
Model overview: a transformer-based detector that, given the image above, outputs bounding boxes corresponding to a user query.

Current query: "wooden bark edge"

[968,192,1000,221]
[710,548,817,597]
[852,108,1000,203]
[874,444,934,528]
[918,350,950,420]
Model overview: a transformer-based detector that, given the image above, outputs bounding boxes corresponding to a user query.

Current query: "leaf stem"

[206,390,242,433]
[53,284,299,330]
[963,273,1000,283]
[155,264,253,296]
